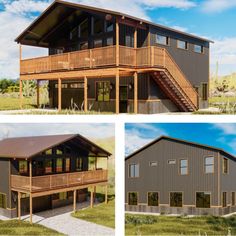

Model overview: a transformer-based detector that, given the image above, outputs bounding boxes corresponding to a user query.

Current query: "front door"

[119,86,128,113]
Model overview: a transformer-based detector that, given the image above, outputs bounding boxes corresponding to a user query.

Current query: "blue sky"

[125,123,236,156]
[0,0,236,78]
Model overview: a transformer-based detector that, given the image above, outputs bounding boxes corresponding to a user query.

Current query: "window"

[45,160,52,174]
[94,39,103,48]
[79,42,88,50]
[194,44,204,53]
[56,149,63,155]
[125,34,134,47]
[79,18,88,38]
[59,192,67,200]
[106,37,114,46]
[222,192,227,207]
[54,84,68,89]
[232,192,235,206]
[76,157,83,171]
[156,34,169,45]
[0,193,6,209]
[177,40,188,50]
[180,159,188,175]
[70,83,84,89]
[45,149,52,155]
[201,83,208,101]
[223,158,228,174]
[96,82,110,102]
[105,21,114,32]
[148,192,159,206]
[196,192,210,208]
[170,192,183,207]
[93,17,103,35]
[129,164,139,178]
[168,160,176,165]
[128,192,138,205]
[205,156,214,173]
[19,160,28,175]
[149,162,157,167]
[56,158,63,173]
[65,158,70,172]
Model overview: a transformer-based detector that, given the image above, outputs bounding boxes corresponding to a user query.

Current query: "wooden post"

[105,185,108,204]
[94,186,96,203]
[29,194,33,224]
[18,192,21,220]
[19,44,22,74]
[19,79,23,109]
[115,70,119,114]
[29,159,33,224]
[134,72,138,114]
[84,76,88,113]
[73,190,77,213]
[36,80,40,108]
[151,46,154,67]
[90,187,94,208]
[134,26,137,66]
[58,78,62,111]
[116,18,119,67]
[147,29,151,47]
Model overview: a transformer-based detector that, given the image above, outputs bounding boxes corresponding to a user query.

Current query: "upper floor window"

[205,156,214,173]
[79,18,88,38]
[106,37,114,46]
[93,17,103,35]
[177,40,188,50]
[56,149,63,155]
[156,34,169,46]
[0,193,6,209]
[45,159,52,174]
[19,160,28,175]
[56,158,63,173]
[105,21,114,32]
[76,157,83,171]
[65,158,71,172]
[180,159,188,175]
[223,158,228,174]
[170,192,183,207]
[196,192,210,208]
[148,192,159,206]
[129,163,139,178]
[168,160,176,165]
[45,149,52,155]
[128,192,138,205]
[201,83,208,101]
[94,39,103,48]
[194,44,204,53]
[149,161,157,167]
[96,81,110,102]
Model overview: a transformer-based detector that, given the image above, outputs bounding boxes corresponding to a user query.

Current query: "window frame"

[194,44,204,54]
[156,34,170,46]
[128,163,139,178]
[177,40,188,50]
[128,192,138,205]
[201,82,208,101]
[19,160,28,175]
[76,157,83,172]
[149,161,158,167]
[170,192,183,207]
[96,81,111,102]
[179,159,188,175]
[147,192,159,206]
[204,156,214,174]
[196,192,211,208]
[222,192,227,207]
[167,159,176,165]
[232,192,235,206]
[223,158,229,174]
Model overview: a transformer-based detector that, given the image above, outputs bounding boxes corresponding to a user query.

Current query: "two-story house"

[125,136,236,216]
[16,0,213,114]
[0,134,111,223]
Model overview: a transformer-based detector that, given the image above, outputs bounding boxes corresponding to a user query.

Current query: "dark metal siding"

[125,139,219,206]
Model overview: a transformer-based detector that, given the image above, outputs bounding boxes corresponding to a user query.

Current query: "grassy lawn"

[0,220,62,235]
[125,214,236,235]
[72,197,115,229]
[0,96,36,110]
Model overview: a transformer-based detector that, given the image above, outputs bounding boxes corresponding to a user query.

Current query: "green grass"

[0,96,36,110]
[209,96,236,104]
[72,197,115,228]
[0,220,62,235]
[125,214,236,235]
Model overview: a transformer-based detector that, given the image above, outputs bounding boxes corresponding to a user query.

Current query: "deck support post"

[134,26,137,65]
[84,76,88,113]
[115,70,119,114]
[105,185,108,204]
[73,190,77,213]
[19,79,23,109]
[18,192,21,220]
[90,187,94,208]
[116,18,119,66]
[134,72,138,114]
[58,78,62,112]
[29,159,33,224]
[36,80,40,108]
[29,194,33,224]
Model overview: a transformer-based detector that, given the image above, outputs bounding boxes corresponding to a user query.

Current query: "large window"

[201,83,208,101]
[177,40,188,50]
[180,159,188,175]
[129,164,139,178]
[156,34,169,45]
[232,192,235,206]
[76,157,83,171]
[45,149,52,155]
[223,158,228,174]
[79,18,88,38]
[128,192,138,205]
[148,192,159,206]
[204,156,214,173]
[105,21,114,32]
[0,193,6,209]
[65,158,70,172]
[170,192,183,207]
[19,160,28,175]
[96,82,110,102]
[56,158,63,173]
[196,192,210,208]
[93,17,103,35]
[222,192,227,207]
[45,159,52,174]
[194,44,204,53]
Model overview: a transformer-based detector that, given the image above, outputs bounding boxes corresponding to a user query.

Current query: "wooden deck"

[11,169,108,193]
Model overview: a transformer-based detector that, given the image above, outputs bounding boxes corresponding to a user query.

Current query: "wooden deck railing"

[11,169,108,193]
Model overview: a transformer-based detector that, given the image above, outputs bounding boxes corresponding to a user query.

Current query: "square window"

[196,192,210,208]
[148,192,159,206]
[170,192,182,207]
[156,34,169,45]
[128,192,138,205]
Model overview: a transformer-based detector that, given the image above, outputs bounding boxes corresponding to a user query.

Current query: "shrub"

[125,215,157,226]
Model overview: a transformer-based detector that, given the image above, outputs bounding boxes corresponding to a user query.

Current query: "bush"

[125,215,157,225]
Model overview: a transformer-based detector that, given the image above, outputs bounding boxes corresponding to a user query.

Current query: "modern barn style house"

[0,134,111,223]
[125,136,236,216]
[16,0,212,114]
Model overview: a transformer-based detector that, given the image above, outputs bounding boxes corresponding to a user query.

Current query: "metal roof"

[0,134,111,159]
[125,136,235,161]
[15,0,213,47]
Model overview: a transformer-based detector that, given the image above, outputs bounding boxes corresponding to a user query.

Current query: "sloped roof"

[125,136,235,161]
[15,0,213,47]
[0,134,111,159]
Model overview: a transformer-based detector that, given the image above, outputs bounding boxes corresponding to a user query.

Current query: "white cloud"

[201,0,236,13]
[171,25,188,32]
[213,123,236,135]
